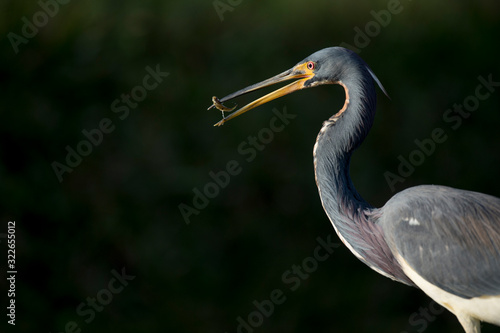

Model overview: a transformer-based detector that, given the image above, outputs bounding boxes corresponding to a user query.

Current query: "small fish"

[208,96,237,112]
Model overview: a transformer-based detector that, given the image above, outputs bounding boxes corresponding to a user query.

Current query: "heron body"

[211,47,500,333]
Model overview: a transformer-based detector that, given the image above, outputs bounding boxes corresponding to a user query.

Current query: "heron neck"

[314,145,371,223]
[311,75,415,286]
[313,77,377,254]
[313,75,377,216]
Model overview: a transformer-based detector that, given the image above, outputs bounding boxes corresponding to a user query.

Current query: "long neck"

[313,73,377,223]
[313,74,411,282]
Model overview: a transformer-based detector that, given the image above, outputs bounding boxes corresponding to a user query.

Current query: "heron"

[209,47,500,332]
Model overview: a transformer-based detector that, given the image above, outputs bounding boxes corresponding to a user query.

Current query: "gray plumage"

[212,46,500,332]
[380,185,500,298]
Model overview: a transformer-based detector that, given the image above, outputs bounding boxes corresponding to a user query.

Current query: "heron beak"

[210,62,315,126]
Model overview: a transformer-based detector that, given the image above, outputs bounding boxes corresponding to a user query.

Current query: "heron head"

[209,47,387,126]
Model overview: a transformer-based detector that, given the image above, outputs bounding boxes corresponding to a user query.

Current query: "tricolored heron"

[209,47,500,333]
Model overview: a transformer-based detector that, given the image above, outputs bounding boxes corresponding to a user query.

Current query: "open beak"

[209,62,315,126]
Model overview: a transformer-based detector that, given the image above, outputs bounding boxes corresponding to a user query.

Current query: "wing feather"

[380,185,500,298]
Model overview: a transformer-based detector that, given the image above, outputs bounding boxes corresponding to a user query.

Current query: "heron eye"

[307,61,316,70]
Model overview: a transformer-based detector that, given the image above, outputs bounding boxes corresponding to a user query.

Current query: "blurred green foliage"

[1,0,500,332]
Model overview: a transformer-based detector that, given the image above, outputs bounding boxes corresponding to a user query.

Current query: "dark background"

[1,0,500,332]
